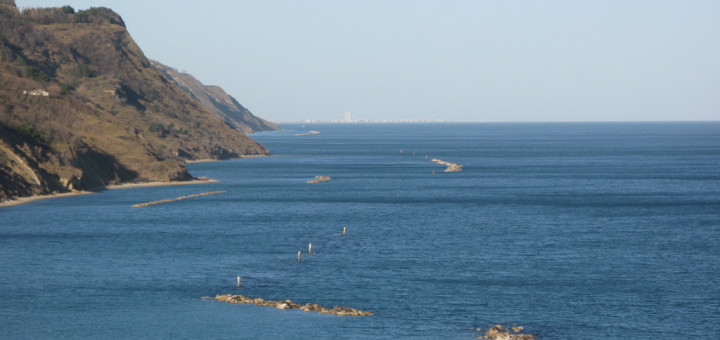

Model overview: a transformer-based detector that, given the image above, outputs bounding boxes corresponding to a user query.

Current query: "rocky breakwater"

[296,130,320,136]
[131,190,226,207]
[307,176,332,183]
[209,294,373,316]
[474,324,536,340]
[431,158,463,172]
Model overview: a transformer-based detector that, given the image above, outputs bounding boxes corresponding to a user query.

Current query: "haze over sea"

[1,122,719,339]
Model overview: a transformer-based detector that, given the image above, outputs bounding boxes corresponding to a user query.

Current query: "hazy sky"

[17,0,720,122]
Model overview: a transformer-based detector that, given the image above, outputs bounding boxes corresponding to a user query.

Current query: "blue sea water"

[1,122,719,339]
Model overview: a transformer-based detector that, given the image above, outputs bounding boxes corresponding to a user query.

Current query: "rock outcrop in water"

[209,294,373,316]
[431,159,463,172]
[131,190,226,208]
[474,324,536,340]
[307,175,332,183]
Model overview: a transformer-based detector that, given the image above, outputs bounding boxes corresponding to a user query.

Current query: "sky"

[16,0,720,122]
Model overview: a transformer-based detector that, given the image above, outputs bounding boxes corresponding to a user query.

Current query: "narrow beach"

[0,177,219,208]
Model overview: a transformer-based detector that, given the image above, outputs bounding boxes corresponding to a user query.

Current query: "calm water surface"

[1,122,719,339]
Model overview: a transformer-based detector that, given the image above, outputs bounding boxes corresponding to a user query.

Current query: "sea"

[1,122,719,339]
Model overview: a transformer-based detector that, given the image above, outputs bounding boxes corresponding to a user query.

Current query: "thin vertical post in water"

[237,276,241,288]
[298,251,301,262]
[308,243,312,254]
[343,226,347,236]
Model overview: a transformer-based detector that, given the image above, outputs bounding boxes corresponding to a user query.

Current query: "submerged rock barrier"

[296,130,320,136]
[474,324,536,340]
[131,190,227,207]
[307,176,332,183]
[207,294,373,316]
[431,158,463,172]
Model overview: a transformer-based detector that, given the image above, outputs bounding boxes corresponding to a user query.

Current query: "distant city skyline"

[17,0,720,122]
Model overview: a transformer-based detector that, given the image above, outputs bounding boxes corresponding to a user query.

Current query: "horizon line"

[270,119,720,124]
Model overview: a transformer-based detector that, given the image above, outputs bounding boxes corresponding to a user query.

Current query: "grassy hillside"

[151,60,280,134]
[0,2,269,201]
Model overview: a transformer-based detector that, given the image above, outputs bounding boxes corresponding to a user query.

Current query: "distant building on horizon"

[345,112,352,122]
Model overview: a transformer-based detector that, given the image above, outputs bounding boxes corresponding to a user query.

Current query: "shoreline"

[0,177,219,208]
[0,191,95,208]
[1,153,266,208]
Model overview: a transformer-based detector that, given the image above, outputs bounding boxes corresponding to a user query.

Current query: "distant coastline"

[273,119,457,124]
[271,119,720,124]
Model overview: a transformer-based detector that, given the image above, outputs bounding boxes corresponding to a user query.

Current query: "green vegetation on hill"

[0,1,269,202]
[21,5,126,27]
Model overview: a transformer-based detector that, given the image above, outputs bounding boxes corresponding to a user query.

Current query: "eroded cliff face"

[0,1,269,201]
[151,60,280,134]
